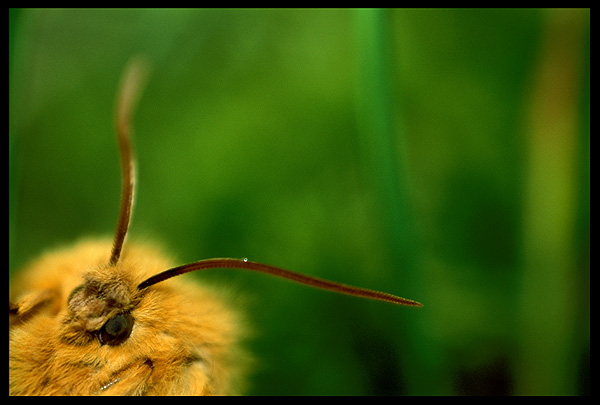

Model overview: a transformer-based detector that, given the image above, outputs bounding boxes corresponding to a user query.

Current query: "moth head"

[63,265,138,347]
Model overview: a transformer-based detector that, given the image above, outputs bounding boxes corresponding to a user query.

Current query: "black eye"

[99,313,134,346]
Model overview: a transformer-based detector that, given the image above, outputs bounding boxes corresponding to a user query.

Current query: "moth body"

[9,240,246,395]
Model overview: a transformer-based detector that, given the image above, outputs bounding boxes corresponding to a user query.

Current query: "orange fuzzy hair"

[9,239,248,395]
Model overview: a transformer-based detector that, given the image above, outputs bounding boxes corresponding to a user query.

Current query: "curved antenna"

[109,57,149,266]
[138,258,422,307]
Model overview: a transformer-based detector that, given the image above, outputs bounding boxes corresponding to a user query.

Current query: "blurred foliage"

[9,8,589,395]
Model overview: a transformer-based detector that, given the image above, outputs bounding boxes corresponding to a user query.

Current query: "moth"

[9,58,422,396]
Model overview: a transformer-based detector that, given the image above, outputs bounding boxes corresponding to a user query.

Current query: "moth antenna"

[109,57,149,266]
[138,258,423,307]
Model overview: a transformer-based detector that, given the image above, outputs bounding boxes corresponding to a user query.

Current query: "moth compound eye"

[99,313,134,346]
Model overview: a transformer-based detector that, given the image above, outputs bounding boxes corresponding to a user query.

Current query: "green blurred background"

[9,9,589,395]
